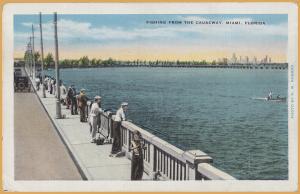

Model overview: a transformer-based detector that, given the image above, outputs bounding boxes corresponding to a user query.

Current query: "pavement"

[14,92,82,180]
[33,87,150,180]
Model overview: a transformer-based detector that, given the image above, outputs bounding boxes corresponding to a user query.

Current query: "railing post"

[148,144,156,179]
[183,150,213,180]
[123,125,130,158]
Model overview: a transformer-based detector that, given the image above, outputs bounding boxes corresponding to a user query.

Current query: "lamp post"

[25,43,30,74]
[39,12,46,98]
[31,24,36,79]
[29,37,33,78]
[54,12,62,119]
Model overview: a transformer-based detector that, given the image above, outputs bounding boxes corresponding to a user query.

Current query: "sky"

[14,14,288,62]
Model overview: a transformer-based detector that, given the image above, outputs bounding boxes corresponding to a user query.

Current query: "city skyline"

[14,14,288,62]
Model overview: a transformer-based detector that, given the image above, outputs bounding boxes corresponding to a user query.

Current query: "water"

[46,67,288,180]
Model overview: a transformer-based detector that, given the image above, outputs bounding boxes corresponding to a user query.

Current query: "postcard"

[2,2,298,192]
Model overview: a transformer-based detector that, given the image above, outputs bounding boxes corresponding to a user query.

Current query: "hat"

[121,102,128,106]
[133,130,142,141]
[80,88,86,93]
[94,95,101,100]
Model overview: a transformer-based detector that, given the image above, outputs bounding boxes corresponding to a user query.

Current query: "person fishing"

[89,96,103,143]
[110,102,128,157]
[68,85,78,115]
[130,130,145,180]
[78,88,88,122]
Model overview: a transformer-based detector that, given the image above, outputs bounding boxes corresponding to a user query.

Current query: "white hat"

[80,88,86,92]
[94,95,101,100]
[121,102,128,106]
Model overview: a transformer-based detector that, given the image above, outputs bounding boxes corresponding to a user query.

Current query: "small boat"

[252,96,286,102]
[268,97,287,102]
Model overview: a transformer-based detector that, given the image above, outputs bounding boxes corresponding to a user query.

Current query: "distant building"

[245,56,249,64]
[231,53,237,64]
[253,57,257,65]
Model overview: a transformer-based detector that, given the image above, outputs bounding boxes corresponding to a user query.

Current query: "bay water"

[46,67,288,180]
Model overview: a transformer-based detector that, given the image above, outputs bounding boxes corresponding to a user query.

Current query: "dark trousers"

[50,84,53,94]
[111,121,122,154]
[71,98,78,115]
[131,154,144,180]
[79,106,86,122]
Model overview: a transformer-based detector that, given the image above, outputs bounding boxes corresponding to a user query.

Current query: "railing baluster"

[180,163,183,180]
[172,158,175,180]
[163,152,166,175]
[166,154,169,177]
[183,163,186,180]
[160,151,163,172]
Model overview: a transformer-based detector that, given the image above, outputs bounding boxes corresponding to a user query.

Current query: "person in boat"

[267,91,273,100]
[277,95,281,99]
[110,102,128,156]
[130,130,145,180]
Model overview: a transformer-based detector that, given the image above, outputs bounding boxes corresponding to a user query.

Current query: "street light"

[31,24,36,79]
[39,12,46,98]
[29,37,33,78]
[54,12,62,119]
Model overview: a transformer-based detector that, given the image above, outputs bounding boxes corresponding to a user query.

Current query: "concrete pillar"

[148,144,156,179]
[183,150,213,180]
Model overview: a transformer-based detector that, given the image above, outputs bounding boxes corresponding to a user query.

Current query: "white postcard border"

[2,2,298,192]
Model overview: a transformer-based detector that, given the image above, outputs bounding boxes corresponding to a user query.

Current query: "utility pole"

[39,12,46,98]
[29,37,33,77]
[31,24,36,79]
[25,43,30,74]
[54,12,62,119]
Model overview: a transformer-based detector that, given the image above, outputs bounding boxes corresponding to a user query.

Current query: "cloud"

[18,16,287,44]
[14,16,287,62]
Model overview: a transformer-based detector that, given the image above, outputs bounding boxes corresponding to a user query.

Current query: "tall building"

[265,55,268,63]
[231,53,237,64]
[253,57,257,64]
[245,56,249,64]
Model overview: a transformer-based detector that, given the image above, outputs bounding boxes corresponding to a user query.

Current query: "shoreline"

[20,63,288,70]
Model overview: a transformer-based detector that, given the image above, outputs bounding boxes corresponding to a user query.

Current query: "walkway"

[34,87,150,180]
[14,92,82,180]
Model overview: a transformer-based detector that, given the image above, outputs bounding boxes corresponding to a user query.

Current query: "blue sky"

[14,14,288,62]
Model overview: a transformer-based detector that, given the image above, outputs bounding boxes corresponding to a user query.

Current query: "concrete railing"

[92,108,236,181]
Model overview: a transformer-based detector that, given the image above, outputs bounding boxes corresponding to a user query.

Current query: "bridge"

[20,66,235,181]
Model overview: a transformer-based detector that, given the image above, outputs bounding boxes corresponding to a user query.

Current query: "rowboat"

[252,97,286,102]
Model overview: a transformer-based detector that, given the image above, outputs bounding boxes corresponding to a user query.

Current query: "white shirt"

[60,85,67,95]
[90,102,102,117]
[115,107,126,122]
[268,92,272,98]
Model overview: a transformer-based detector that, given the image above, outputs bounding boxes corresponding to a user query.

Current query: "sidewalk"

[35,88,150,180]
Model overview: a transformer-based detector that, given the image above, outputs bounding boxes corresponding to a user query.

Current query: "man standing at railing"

[130,130,144,180]
[89,96,102,143]
[67,84,78,115]
[78,89,88,122]
[110,102,128,157]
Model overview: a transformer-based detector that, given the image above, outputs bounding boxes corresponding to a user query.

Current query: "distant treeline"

[22,51,287,69]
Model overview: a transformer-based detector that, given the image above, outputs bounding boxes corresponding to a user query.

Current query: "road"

[14,92,82,180]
